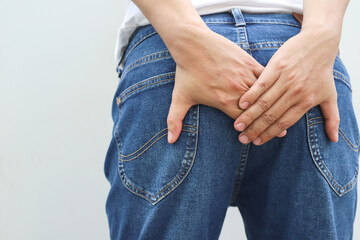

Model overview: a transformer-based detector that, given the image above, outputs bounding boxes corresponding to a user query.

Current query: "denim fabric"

[104,8,360,240]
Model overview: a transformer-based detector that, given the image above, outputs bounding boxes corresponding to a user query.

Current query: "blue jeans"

[104,8,360,240]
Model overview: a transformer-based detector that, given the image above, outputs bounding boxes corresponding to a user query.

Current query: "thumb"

[319,92,340,143]
[167,92,193,144]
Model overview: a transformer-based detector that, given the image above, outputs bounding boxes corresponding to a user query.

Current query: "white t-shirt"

[115,0,303,70]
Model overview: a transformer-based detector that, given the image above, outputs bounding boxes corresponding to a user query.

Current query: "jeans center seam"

[229,143,251,205]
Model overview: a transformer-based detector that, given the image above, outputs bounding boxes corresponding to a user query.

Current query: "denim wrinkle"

[105,7,359,240]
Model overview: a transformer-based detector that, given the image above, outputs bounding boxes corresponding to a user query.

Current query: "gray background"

[1,0,359,239]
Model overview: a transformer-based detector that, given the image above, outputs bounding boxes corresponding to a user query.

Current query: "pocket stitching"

[117,104,200,205]
[118,78,173,105]
[118,127,198,161]
[306,110,359,196]
[338,127,360,150]
[122,50,172,78]
[123,31,157,64]
[307,118,359,151]
[333,71,352,91]
[116,72,175,105]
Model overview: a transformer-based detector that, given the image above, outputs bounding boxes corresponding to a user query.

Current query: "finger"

[234,117,287,137]
[237,88,298,144]
[319,92,339,143]
[241,70,261,88]
[234,75,290,132]
[252,61,265,78]
[252,104,308,145]
[167,92,193,144]
[277,130,287,137]
[238,63,280,110]
[223,106,243,120]
[245,120,287,141]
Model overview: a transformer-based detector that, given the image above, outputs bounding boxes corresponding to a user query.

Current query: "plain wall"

[0,0,359,239]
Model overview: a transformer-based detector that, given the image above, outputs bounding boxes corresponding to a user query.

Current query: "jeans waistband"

[116,8,301,76]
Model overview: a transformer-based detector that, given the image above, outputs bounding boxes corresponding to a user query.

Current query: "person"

[104,0,360,239]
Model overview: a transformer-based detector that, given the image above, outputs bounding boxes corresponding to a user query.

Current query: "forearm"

[131,0,209,63]
[302,0,350,34]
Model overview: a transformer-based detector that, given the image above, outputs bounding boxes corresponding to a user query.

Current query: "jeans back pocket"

[306,58,360,196]
[114,71,199,205]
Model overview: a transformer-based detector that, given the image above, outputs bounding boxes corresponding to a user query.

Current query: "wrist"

[299,25,341,49]
[301,22,342,37]
[164,21,212,64]
[297,27,341,66]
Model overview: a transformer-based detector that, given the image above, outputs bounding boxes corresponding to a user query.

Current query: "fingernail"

[168,131,172,143]
[240,102,249,109]
[335,130,339,142]
[253,137,261,145]
[239,134,249,144]
[236,122,245,131]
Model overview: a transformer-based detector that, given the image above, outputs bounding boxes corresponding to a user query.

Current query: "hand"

[233,27,341,145]
[166,26,265,144]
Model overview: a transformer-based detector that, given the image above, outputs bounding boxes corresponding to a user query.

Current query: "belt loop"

[231,8,246,26]
[230,8,249,49]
